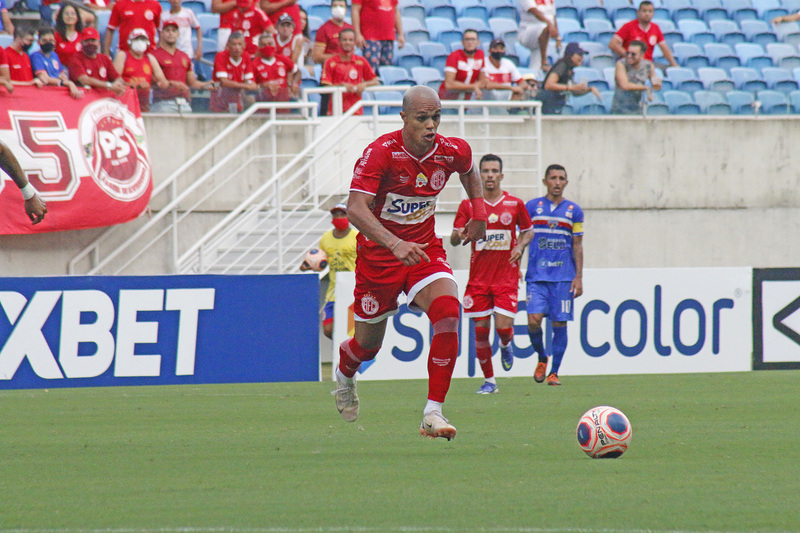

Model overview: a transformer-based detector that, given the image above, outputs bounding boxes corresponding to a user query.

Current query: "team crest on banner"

[79,99,151,201]
[0,86,153,234]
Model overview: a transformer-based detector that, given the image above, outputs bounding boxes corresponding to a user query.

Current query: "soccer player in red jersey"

[0,142,47,224]
[333,85,487,440]
[451,154,533,394]
[210,32,255,112]
[320,28,377,115]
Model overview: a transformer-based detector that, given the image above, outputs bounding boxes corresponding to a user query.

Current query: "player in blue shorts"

[511,164,583,385]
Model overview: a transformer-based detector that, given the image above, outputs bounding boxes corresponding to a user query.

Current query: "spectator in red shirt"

[4,24,43,87]
[244,31,300,106]
[113,27,169,111]
[69,26,128,96]
[320,27,377,115]
[103,0,162,55]
[210,31,255,112]
[311,0,353,65]
[212,0,241,50]
[275,12,303,65]
[609,1,677,68]
[219,0,274,55]
[439,29,485,100]
[54,3,85,68]
[0,47,14,93]
[151,20,215,112]
[352,0,404,74]
[260,0,301,34]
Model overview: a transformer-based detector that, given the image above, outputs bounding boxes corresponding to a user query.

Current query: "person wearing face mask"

[482,38,526,109]
[69,26,127,96]
[209,32,255,112]
[299,203,358,340]
[3,24,43,87]
[30,27,83,99]
[312,0,353,116]
[113,28,170,112]
[243,31,300,107]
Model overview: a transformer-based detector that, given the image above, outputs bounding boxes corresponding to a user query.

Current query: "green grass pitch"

[1,371,798,533]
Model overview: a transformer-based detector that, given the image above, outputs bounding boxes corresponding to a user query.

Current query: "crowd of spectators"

[2,0,800,114]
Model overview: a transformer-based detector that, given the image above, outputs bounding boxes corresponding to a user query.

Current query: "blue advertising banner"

[0,275,319,389]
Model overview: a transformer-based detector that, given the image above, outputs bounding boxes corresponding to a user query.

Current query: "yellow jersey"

[319,228,358,303]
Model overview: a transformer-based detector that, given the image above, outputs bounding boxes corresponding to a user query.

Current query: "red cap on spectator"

[162,20,179,29]
[81,27,100,41]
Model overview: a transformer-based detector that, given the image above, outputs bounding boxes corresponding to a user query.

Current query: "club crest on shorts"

[361,293,379,315]
[463,295,473,309]
[78,98,152,202]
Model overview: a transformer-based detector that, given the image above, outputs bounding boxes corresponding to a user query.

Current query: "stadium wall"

[1,115,798,276]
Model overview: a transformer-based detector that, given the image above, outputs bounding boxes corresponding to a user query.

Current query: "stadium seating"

[789,89,800,112]
[766,43,800,69]
[693,89,733,112]
[411,66,444,90]
[726,89,756,113]
[379,66,415,85]
[663,90,702,113]
[697,66,737,90]
[730,66,770,90]
[757,89,790,113]
[761,67,800,90]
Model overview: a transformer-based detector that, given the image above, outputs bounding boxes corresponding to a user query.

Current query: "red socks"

[426,295,461,402]
[475,326,493,379]
[497,327,513,347]
[338,337,380,378]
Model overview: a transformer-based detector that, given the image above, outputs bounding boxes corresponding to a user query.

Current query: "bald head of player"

[400,85,442,158]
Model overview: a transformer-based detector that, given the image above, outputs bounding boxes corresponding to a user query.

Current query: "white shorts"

[518,21,548,51]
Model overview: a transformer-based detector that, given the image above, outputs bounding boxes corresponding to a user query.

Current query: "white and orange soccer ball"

[304,248,328,271]
[576,406,632,459]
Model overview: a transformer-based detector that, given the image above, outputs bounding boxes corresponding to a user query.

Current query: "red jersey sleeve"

[0,47,7,67]
[443,136,474,175]
[614,20,631,41]
[444,51,460,73]
[320,57,334,85]
[361,58,377,81]
[350,141,388,196]
[104,55,120,81]
[453,199,471,230]
[108,2,121,29]
[67,55,87,81]
[653,24,665,44]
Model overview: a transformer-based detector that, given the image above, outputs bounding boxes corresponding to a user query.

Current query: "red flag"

[0,86,153,234]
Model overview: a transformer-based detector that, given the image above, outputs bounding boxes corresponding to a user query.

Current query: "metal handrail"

[68,101,318,275]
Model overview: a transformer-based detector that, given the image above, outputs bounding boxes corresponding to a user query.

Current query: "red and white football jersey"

[350,130,473,263]
[454,191,533,289]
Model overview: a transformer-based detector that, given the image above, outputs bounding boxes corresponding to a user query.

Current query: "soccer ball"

[576,406,632,459]
[304,248,328,271]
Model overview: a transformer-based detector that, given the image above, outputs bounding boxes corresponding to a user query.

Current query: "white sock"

[424,400,443,415]
[485,377,496,385]
[335,367,354,385]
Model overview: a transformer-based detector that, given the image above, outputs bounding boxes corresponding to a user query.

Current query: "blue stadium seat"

[587,52,616,70]
[663,90,702,113]
[572,93,607,114]
[774,21,800,47]
[489,17,518,38]
[705,43,742,71]
[697,67,736,90]
[418,41,448,66]
[673,42,705,65]
[183,1,206,14]
[374,91,404,114]
[599,89,615,112]
[666,66,704,92]
[694,0,728,22]
[602,66,616,88]
[402,4,427,24]
[573,66,609,90]
[584,18,614,39]
[766,43,800,69]
[725,0,759,23]
[395,48,425,69]
[730,66,770,89]
[403,17,426,33]
[406,30,432,48]
[557,6,581,20]
[380,66,415,85]
[757,88,790,112]
[583,5,611,21]
[678,19,711,39]
[788,89,800,112]
[197,13,220,37]
[411,66,444,90]
[709,19,746,45]
[726,89,756,113]
[307,15,325,33]
[794,66,800,84]
[441,30,465,48]
[761,66,800,90]
[663,0,700,21]
[693,89,733,112]
[457,17,489,33]
[425,16,457,40]
[736,42,773,70]
[427,3,457,24]
[751,0,782,18]
[740,19,778,45]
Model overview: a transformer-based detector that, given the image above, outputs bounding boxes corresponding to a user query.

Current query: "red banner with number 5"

[0,86,153,234]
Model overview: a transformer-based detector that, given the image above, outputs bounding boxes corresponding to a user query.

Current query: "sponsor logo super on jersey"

[382,193,437,224]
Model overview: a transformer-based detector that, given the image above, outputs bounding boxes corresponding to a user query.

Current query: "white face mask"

[331,5,346,20]
[130,39,149,53]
